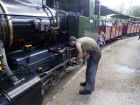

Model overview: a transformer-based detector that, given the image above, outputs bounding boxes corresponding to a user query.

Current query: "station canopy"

[111,14,130,19]
[111,14,140,19]
[95,5,120,16]
[95,0,120,16]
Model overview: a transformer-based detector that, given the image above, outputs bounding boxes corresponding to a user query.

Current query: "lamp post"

[128,0,132,21]
[129,0,132,15]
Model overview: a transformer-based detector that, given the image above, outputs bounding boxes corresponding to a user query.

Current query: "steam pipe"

[51,12,60,30]
[42,5,60,30]
[0,13,51,18]
[42,5,60,49]
[0,40,19,83]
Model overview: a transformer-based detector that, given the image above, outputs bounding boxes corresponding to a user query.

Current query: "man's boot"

[79,89,91,95]
[80,82,86,86]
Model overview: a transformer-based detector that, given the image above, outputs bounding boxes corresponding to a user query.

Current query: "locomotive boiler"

[0,0,99,105]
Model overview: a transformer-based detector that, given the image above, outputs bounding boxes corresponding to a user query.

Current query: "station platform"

[43,36,140,105]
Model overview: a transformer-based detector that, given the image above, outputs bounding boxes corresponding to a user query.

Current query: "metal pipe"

[0,13,51,18]
[44,60,68,75]
[62,53,66,70]
[43,47,73,76]
[0,40,19,83]
[51,12,60,30]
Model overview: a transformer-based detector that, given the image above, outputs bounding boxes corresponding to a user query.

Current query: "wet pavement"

[43,36,140,105]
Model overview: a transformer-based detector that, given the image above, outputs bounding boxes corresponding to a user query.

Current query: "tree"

[112,0,128,14]
[114,2,126,14]
[130,5,140,21]
[131,6,140,16]
[113,2,140,21]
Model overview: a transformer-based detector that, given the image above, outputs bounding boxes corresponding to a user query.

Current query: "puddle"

[115,65,134,74]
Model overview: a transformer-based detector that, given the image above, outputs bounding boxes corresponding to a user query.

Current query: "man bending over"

[69,36,101,95]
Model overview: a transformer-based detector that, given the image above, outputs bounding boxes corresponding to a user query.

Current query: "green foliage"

[112,1,140,21]
[113,1,127,14]
[131,5,140,16]
[115,3,126,14]
[130,5,140,21]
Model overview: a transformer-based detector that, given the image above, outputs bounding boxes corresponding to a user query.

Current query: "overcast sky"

[100,0,140,9]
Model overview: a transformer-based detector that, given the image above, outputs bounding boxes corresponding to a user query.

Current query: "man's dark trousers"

[85,54,101,91]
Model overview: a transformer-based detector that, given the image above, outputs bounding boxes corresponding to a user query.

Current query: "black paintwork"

[0,0,68,52]
[7,48,50,72]
[0,1,78,105]
[0,1,70,105]
[0,76,42,105]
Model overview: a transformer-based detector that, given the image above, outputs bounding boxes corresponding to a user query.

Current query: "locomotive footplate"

[7,48,52,74]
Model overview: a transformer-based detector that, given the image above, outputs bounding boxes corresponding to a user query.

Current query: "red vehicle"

[99,21,140,42]
[119,25,123,37]
[115,25,120,38]
[110,26,116,40]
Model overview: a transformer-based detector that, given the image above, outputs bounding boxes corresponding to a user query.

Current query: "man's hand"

[69,57,76,63]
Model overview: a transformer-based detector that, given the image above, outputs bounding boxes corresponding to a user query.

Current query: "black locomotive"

[0,0,99,105]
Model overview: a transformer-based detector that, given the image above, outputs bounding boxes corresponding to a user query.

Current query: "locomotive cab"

[46,0,99,41]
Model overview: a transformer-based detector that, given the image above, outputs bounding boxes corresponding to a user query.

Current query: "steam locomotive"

[0,0,99,105]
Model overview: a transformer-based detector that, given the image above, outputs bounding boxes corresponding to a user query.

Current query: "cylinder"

[0,76,42,105]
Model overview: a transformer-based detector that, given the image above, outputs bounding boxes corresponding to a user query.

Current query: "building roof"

[95,5,120,16]
[111,14,130,19]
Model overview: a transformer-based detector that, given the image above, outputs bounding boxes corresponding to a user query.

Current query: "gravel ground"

[43,36,140,105]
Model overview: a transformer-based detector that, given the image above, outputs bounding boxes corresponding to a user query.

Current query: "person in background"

[69,36,101,95]
[97,31,105,49]
[100,31,106,45]
[138,34,140,40]
[99,20,105,26]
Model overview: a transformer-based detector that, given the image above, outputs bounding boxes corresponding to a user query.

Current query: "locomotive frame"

[0,0,99,105]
